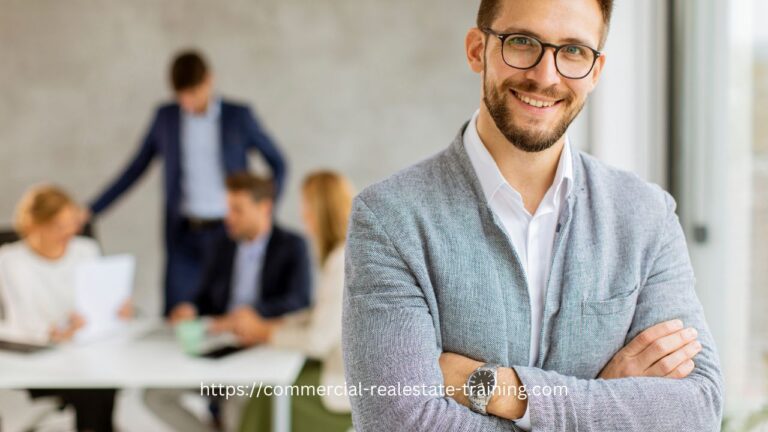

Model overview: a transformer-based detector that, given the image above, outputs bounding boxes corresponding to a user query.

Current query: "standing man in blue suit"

[89,50,286,315]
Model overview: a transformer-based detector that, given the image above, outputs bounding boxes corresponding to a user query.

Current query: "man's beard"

[483,75,585,153]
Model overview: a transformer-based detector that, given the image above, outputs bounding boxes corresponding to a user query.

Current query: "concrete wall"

[0,0,666,319]
[0,0,480,314]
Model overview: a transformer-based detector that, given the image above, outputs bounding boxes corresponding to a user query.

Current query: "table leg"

[272,390,290,432]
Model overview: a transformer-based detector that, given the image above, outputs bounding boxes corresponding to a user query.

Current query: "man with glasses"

[343,0,723,430]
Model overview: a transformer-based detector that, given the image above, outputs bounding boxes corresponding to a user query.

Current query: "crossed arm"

[439,318,705,425]
[342,195,723,431]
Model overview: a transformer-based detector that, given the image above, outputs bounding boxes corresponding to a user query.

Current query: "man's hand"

[168,303,197,324]
[229,306,272,346]
[209,314,235,333]
[439,352,479,407]
[77,207,92,233]
[439,352,527,420]
[599,319,702,379]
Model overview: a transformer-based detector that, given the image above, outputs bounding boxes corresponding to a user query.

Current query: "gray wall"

[0,0,480,314]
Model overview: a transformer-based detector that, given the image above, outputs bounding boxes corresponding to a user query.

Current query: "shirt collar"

[183,95,221,120]
[208,96,222,118]
[463,109,574,205]
[239,229,270,257]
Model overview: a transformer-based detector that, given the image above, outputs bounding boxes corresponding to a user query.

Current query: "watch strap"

[467,363,499,415]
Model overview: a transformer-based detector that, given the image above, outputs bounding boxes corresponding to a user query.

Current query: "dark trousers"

[29,389,116,432]
[164,219,225,315]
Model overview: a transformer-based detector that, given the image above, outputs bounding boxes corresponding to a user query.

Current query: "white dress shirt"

[464,110,573,430]
[227,231,270,312]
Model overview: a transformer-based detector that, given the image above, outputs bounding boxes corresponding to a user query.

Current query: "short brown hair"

[170,50,209,91]
[225,172,275,203]
[14,184,77,237]
[477,0,615,48]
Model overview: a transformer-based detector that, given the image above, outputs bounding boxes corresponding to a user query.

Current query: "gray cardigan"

[342,126,723,431]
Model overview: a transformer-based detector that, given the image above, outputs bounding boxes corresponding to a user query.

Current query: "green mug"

[174,319,206,355]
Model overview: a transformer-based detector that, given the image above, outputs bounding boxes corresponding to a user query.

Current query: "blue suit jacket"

[89,100,286,244]
[192,225,311,318]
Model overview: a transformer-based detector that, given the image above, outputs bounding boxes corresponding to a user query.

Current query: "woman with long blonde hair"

[239,170,354,432]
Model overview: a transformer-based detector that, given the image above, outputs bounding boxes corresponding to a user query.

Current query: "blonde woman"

[0,185,130,432]
[239,171,353,432]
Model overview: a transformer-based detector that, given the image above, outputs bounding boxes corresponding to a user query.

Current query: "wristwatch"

[465,363,499,415]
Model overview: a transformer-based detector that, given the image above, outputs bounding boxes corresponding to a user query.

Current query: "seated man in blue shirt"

[89,51,287,316]
[145,173,311,432]
[169,172,312,344]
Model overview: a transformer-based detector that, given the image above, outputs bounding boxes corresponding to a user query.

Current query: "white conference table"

[0,318,305,432]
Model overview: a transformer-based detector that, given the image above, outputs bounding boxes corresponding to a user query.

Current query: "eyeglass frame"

[480,27,603,80]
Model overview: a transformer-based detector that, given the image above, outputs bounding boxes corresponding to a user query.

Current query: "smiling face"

[469,0,606,152]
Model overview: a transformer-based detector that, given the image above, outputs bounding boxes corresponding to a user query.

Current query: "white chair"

[0,390,74,432]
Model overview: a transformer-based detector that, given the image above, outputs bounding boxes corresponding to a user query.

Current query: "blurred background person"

[144,172,311,432]
[0,185,132,432]
[238,170,354,432]
[88,50,287,316]
[169,172,311,327]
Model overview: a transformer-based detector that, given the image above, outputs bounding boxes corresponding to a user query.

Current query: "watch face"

[468,369,496,398]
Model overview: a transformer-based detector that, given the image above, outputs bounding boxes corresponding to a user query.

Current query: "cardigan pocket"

[576,285,640,377]
[581,284,640,316]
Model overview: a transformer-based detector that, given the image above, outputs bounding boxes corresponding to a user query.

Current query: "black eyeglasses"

[481,28,602,80]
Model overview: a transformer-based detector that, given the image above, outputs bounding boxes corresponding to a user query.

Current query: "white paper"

[73,255,135,343]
